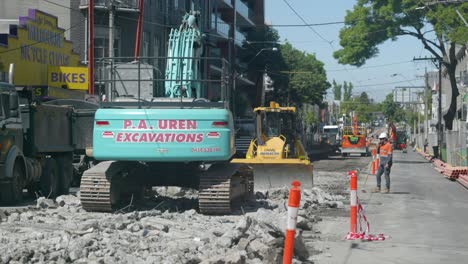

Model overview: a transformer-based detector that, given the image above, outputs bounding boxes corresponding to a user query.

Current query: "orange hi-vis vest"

[379,142,393,166]
[380,142,393,157]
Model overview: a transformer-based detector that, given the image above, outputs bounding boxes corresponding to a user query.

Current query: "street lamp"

[247,47,278,65]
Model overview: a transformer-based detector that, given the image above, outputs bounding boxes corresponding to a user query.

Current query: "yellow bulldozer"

[232,102,313,190]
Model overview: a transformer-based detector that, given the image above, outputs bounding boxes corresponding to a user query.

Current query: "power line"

[353,79,421,88]
[281,0,332,44]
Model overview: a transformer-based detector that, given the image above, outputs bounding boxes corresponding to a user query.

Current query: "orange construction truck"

[341,116,369,157]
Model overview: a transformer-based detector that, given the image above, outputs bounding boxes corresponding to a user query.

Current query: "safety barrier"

[350,170,358,233]
[417,149,468,189]
[283,181,302,264]
[371,149,377,175]
[345,170,388,241]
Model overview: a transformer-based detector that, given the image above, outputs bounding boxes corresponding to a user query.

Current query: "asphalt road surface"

[311,149,468,264]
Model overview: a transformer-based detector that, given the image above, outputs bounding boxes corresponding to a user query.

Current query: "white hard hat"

[379,132,388,139]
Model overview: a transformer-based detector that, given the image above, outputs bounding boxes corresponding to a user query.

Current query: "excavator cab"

[232,102,313,190]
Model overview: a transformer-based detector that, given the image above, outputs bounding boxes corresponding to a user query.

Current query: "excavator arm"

[165,11,202,98]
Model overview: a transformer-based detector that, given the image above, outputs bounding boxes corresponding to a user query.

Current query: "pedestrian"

[424,138,428,153]
[372,132,393,193]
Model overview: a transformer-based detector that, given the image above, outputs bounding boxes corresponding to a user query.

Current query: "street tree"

[281,42,330,106]
[334,0,468,130]
[381,93,405,122]
[332,79,342,100]
[358,91,370,104]
[343,81,353,101]
[240,27,288,108]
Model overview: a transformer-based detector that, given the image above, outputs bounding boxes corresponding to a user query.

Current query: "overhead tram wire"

[42,0,253,48]
[281,0,361,87]
[37,0,425,92]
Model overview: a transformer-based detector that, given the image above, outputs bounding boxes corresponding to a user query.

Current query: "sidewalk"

[311,150,468,264]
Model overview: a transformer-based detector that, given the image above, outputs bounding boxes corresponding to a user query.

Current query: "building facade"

[0,0,265,101]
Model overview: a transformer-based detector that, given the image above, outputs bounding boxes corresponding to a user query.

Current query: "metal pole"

[424,67,428,141]
[231,0,237,114]
[88,0,95,95]
[109,1,114,59]
[134,0,145,60]
[138,59,141,109]
[261,69,266,107]
[438,59,443,159]
[108,1,114,101]
[456,9,468,27]
[418,98,421,148]
[8,63,14,85]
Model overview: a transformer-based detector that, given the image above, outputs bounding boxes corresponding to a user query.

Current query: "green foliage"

[358,92,369,104]
[332,79,342,100]
[240,27,288,107]
[279,42,331,106]
[304,110,319,126]
[341,91,380,123]
[381,93,405,122]
[233,92,250,117]
[343,81,353,101]
[333,0,468,129]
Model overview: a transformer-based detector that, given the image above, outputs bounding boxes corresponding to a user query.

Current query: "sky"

[265,0,436,102]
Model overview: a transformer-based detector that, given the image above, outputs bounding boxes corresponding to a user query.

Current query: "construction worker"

[373,132,393,193]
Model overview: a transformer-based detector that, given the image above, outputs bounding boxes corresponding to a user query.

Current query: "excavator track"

[79,161,128,212]
[198,164,253,215]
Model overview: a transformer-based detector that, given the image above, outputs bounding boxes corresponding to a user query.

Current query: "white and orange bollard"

[371,149,377,175]
[345,169,389,241]
[283,181,302,264]
[350,170,358,233]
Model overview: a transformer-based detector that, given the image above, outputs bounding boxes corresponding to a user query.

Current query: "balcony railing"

[235,0,255,25]
[235,30,246,46]
[211,14,230,39]
[220,0,233,8]
[80,0,139,10]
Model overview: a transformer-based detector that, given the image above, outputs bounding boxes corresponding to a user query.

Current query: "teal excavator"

[80,12,253,214]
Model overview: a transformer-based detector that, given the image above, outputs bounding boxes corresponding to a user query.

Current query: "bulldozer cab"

[254,102,297,148]
[257,110,296,142]
[231,101,313,190]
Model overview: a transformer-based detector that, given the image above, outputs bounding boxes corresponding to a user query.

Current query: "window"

[174,0,179,9]
[94,26,120,58]
[153,35,160,57]
[158,0,163,11]
[143,31,150,57]
[94,38,119,58]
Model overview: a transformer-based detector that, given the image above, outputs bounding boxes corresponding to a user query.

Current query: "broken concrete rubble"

[0,183,346,264]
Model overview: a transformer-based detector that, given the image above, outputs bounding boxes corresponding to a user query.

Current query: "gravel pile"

[0,186,346,264]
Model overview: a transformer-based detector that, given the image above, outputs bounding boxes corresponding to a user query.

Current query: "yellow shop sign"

[0,9,82,87]
[48,66,88,90]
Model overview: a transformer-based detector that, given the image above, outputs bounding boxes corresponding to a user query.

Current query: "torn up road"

[0,182,347,264]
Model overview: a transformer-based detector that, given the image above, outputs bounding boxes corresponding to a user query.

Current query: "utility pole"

[88,0,95,95]
[424,68,429,141]
[414,56,443,159]
[438,59,442,159]
[108,0,115,59]
[418,93,421,146]
[229,0,237,114]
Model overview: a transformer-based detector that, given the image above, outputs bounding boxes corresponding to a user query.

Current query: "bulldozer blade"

[245,163,313,191]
